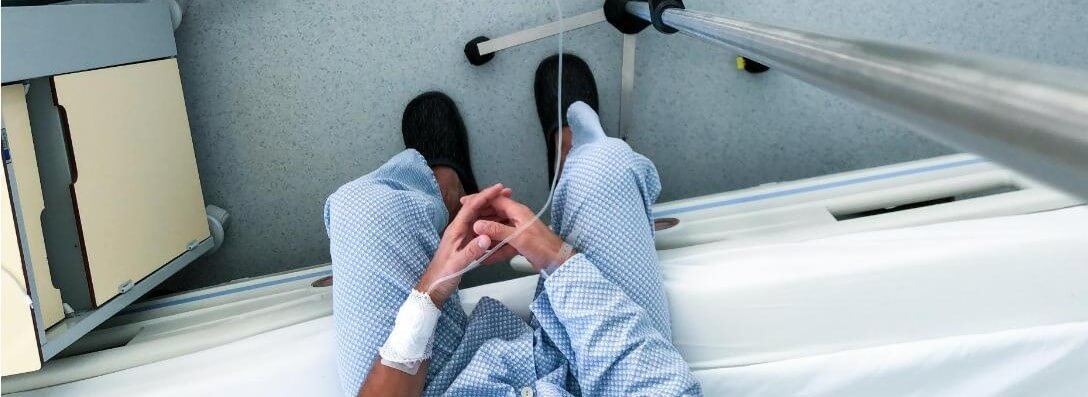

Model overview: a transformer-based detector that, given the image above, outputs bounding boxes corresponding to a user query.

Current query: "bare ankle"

[556,126,573,176]
[432,166,465,218]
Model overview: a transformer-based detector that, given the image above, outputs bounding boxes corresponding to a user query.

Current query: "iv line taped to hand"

[378,289,441,375]
[425,0,567,295]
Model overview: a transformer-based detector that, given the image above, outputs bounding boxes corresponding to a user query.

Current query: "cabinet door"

[2,154,42,376]
[53,59,209,306]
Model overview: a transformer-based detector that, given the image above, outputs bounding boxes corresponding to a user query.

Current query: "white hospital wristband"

[378,289,441,375]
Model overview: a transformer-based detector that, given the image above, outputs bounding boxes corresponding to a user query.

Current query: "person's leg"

[534,54,671,336]
[549,104,671,336]
[535,53,599,184]
[326,150,468,396]
[327,92,479,396]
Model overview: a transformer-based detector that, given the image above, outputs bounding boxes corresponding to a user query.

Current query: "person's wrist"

[416,269,453,308]
[547,244,575,270]
[535,229,574,271]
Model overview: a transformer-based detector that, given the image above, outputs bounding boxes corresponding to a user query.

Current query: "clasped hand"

[417,183,573,306]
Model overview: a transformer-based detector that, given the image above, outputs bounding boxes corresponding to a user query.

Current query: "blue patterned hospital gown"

[325,122,701,395]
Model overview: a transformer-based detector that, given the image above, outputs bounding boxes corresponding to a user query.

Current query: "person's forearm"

[358,359,429,397]
[357,183,508,396]
[357,279,450,397]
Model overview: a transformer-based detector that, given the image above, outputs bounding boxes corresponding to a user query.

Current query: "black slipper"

[534,54,600,182]
[401,92,480,194]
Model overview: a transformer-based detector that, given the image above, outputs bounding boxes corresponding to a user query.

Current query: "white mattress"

[471,206,1088,369]
[10,207,1088,396]
[696,320,1088,396]
[13,318,1087,396]
[665,206,1088,369]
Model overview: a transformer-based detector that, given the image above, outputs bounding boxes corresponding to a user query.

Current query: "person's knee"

[564,139,659,196]
[325,178,435,237]
[326,181,376,237]
[570,138,643,169]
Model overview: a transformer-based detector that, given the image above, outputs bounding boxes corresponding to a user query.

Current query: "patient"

[324,54,701,396]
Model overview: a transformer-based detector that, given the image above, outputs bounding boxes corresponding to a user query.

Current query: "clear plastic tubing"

[427,0,566,294]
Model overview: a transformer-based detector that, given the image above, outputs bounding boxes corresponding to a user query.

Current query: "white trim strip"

[120,266,331,315]
[476,9,606,55]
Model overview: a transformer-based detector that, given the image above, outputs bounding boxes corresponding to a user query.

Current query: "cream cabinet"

[2,59,212,374]
[2,147,43,376]
[2,83,65,327]
[2,2,212,374]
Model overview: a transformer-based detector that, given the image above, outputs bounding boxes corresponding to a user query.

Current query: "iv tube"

[427,0,566,294]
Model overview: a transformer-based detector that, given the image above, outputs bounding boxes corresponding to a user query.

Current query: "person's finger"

[461,186,510,204]
[458,189,485,206]
[459,183,501,201]
[453,184,505,224]
[486,195,535,221]
[458,187,514,218]
[467,196,509,219]
[479,215,511,224]
[456,234,491,265]
[475,204,502,218]
[461,184,504,213]
[474,208,494,219]
[473,219,517,242]
[481,244,518,265]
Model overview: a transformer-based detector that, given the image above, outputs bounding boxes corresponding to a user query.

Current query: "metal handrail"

[626,2,1088,199]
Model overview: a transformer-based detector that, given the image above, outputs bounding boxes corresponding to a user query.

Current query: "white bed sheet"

[696,320,1088,396]
[664,206,1088,368]
[10,207,1088,396]
[13,317,1087,396]
[476,207,1088,369]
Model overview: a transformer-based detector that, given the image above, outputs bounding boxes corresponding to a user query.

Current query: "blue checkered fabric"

[326,134,701,396]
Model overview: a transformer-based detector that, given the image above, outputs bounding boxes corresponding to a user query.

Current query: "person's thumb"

[457,234,491,265]
[473,220,516,242]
